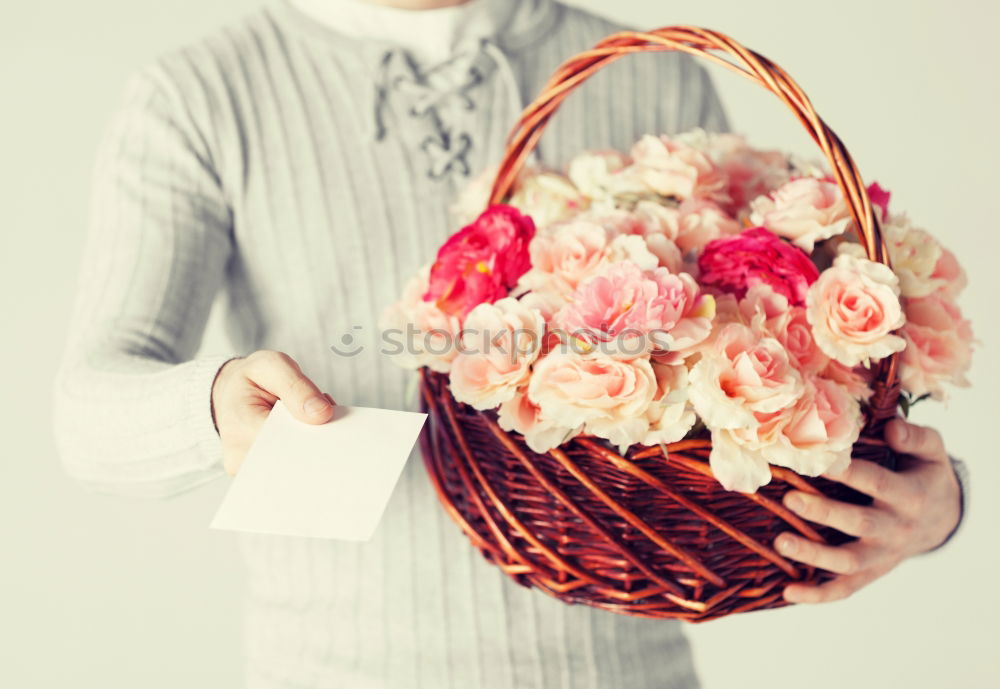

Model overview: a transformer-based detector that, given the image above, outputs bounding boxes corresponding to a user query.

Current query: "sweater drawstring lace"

[373,39,526,181]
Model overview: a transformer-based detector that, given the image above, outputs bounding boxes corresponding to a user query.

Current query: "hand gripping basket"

[418,27,901,622]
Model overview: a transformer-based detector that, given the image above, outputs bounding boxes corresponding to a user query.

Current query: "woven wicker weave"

[418,27,901,622]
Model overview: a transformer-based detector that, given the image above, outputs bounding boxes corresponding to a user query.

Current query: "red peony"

[424,204,535,318]
[698,227,819,306]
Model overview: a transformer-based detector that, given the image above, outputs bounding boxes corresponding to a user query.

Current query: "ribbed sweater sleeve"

[53,69,234,498]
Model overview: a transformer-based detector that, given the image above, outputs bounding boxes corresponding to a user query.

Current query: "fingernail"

[784,493,805,513]
[895,421,909,443]
[304,396,330,416]
[776,534,797,554]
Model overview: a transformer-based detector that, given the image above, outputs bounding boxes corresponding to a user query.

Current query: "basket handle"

[487,26,900,423]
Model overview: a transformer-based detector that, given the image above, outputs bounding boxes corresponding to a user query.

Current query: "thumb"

[244,351,335,424]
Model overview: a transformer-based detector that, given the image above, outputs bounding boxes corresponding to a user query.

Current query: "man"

[54,0,964,686]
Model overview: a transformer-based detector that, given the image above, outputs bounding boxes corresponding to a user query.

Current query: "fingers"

[886,418,948,463]
[783,563,893,604]
[244,351,334,424]
[774,534,883,576]
[782,491,892,540]
[823,458,913,504]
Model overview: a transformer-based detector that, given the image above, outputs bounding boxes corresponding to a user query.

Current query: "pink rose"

[497,387,578,454]
[449,298,545,410]
[821,359,873,401]
[528,352,658,453]
[806,253,906,367]
[689,322,805,431]
[425,204,535,318]
[630,134,726,201]
[518,220,609,297]
[554,262,714,355]
[900,293,973,400]
[750,177,852,252]
[698,227,820,306]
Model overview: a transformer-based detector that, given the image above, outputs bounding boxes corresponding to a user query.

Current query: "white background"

[2,1,997,687]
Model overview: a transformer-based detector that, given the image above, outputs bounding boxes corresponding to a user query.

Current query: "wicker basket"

[418,27,901,622]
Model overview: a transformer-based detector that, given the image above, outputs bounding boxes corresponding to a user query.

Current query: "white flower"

[880,214,946,298]
[509,171,588,230]
[567,150,643,202]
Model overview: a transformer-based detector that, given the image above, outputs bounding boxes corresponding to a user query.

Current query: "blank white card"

[211,401,427,541]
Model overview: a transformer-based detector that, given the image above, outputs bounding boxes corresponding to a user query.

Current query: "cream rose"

[708,376,861,492]
[643,361,697,445]
[517,220,609,297]
[497,387,579,454]
[449,298,545,410]
[673,199,742,254]
[750,177,852,252]
[688,322,805,431]
[806,253,906,367]
[762,377,862,477]
[879,214,947,298]
[630,134,726,201]
[379,266,462,373]
[528,352,657,453]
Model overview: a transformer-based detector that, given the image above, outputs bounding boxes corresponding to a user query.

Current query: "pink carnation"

[554,262,714,355]
[425,204,535,318]
[698,227,820,306]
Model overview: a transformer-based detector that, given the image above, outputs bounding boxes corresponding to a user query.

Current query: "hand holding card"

[211,401,427,541]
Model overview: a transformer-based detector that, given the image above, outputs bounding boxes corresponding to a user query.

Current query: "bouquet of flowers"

[384,128,973,494]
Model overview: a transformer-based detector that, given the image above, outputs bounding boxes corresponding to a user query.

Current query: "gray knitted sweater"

[55,1,742,687]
